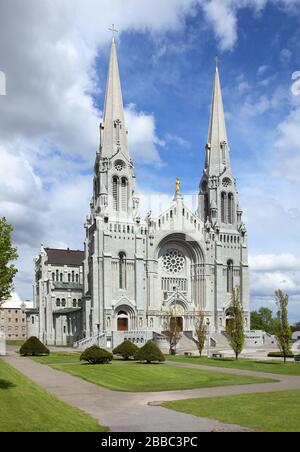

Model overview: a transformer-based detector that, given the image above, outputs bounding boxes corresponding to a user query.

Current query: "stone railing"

[73,333,105,349]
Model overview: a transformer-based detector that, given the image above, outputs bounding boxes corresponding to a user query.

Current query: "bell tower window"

[119,252,126,289]
[112,176,119,211]
[221,192,227,223]
[227,260,233,293]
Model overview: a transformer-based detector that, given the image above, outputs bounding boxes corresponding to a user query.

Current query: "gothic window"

[227,260,234,294]
[68,273,71,283]
[56,270,59,281]
[119,252,126,289]
[52,272,55,281]
[204,193,209,220]
[228,193,234,224]
[121,177,128,211]
[221,192,227,223]
[56,298,60,307]
[76,273,79,283]
[72,271,75,282]
[60,273,63,282]
[62,298,66,307]
[112,176,119,210]
[73,299,77,307]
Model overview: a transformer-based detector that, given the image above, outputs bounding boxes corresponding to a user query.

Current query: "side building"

[30,247,84,345]
[0,292,33,341]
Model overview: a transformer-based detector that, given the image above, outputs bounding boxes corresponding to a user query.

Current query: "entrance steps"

[210,332,230,350]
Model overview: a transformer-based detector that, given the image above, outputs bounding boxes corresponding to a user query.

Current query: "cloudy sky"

[0,0,300,322]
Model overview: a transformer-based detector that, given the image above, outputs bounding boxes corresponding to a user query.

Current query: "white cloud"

[125,104,164,165]
[249,253,300,272]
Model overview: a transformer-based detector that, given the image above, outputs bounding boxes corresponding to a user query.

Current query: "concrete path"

[2,353,300,432]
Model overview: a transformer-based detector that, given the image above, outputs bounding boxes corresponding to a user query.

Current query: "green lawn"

[6,340,25,347]
[51,360,276,392]
[167,355,300,376]
[164,390,300,432]
[0,359,108,432]
[31,352,81,365]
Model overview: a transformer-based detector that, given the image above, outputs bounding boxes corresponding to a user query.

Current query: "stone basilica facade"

[30,38,250,348]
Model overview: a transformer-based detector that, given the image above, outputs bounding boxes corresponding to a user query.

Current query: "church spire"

[205,63,230,175]
[100,36,128,158]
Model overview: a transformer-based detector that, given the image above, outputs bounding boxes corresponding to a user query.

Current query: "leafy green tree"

[227,286,245,360]
[0,217,18,306]
[250,307,279,334]
[135,340,165,364]
[274,289,292,364]
[195,310,207,357]
[291,322,300,333]
[113,340,139,360]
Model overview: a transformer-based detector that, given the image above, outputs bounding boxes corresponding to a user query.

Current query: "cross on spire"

[109,24,119,40]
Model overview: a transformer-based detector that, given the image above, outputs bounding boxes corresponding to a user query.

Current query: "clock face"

[114,160,125,172]
[222,177,232,188]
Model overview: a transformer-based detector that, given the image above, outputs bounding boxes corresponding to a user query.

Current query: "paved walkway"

[2,353,300,432]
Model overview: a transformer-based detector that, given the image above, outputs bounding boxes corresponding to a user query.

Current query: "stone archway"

[117,311,129,331]
[114,304,136,332]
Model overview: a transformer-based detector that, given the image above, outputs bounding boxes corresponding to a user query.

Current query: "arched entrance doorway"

[170,316,183,332]
[170,303,185,333]
[117,311,129,331]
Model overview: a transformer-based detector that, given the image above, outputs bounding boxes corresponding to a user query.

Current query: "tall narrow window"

[119,252,126,289]
[112,176,119,210]
[56,270,59,281]
[227,260,234,293]
[204,193,209,220]
[60,273,63,282]
[72,271,75,282]
[228,193,234,224]
[221,192,227,223]
[121,177,128,212]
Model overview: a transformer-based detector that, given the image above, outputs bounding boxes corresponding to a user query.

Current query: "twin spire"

[101,36,229,177]
[101,36,128,159]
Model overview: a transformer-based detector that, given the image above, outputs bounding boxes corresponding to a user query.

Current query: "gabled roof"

[45,248,84,266]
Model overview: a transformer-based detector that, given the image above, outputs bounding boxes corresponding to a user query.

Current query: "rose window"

[114,160,125,172]
[163,249,185,274]
[222,177,232,187]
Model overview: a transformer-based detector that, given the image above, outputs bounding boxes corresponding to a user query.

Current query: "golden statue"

[175,177,181,194]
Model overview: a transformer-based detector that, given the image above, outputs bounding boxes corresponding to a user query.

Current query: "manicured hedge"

[19,337,50,356]
[112,340,139,360]
[135,340,165,364]
[268,352,295,358]
[80,346,113,364]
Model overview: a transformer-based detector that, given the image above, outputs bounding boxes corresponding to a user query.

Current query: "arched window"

[221,192,227,223]
[56,270,59,281]
[68,273,71,283]
[62,298,66,307]
[119,252,126,289]
[60,273,63,282]
[52,272,55,281]
[204,193,209,220]
[227,260,234,293]
[73,299,77,308]
[228,193,234,224]
[76,273,79,283]
[72,271,75,282]
[56,298,60,307]
[112,176,119,211]
[121,177,128,212]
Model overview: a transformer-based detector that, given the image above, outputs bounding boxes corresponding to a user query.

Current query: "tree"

[0,217,18,306]
[274,289,292,364]
[250,307,279,334]
[194,310,207,357]
[113,340,139,360]
[19,337,50,356]
[291,322,300,333]
[163,308,182,355]
[135,340,165,364]
[227,286,245,360]
[80,345,113,364]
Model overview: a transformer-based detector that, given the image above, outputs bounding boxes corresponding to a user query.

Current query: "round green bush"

[80,345,113,364]
[19,336,50,357]
[113,340,139,360]
[135,340,165,364]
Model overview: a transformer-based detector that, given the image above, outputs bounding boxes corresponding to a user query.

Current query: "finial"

[175,177,181,194]
[109,24,119,41]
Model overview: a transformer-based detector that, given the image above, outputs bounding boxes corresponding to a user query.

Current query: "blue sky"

[0,0,300,321]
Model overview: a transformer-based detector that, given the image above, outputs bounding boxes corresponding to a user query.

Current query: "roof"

[53,308,82,315]
[45,248,84,266]
[1,293,33,310]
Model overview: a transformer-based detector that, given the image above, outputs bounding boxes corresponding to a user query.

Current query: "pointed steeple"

[100,37,128,158]
[205,63,230,175]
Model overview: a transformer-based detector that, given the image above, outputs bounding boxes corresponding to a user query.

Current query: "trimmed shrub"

[80,346,113,364]
[268,352,294,358]
[135,340,165,364]
[113,340,139,360]
[19,337,50,356]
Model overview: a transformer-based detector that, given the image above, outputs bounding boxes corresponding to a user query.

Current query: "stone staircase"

[176,333,199,353]
[210,332,230,350]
